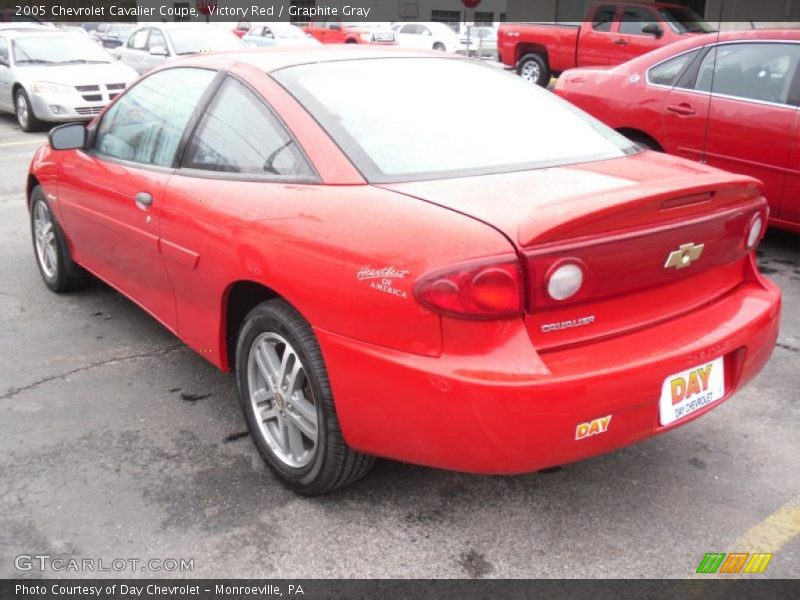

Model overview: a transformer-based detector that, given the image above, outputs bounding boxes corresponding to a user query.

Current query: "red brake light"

[414,257,523,319]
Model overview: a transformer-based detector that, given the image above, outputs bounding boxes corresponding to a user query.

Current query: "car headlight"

[32,81,72,94]
[359,32,373,42]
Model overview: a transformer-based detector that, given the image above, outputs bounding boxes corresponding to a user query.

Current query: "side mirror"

[49,122,87,151]
[149,45,168,56]
[642,23,663,38]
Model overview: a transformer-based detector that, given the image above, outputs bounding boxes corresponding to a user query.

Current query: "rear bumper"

[317,273,780,474]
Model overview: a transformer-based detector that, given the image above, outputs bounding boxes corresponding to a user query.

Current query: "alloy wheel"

[247,332,318,468]
[521,61,541,83]
[33,200,57,279]
[16,94,29,129]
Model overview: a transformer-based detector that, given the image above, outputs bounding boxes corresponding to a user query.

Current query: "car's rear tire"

[30,186,91,293]
[15,89,44,133]
[235,299,375,495]
[433,42,446,51]
[517,53,550,87]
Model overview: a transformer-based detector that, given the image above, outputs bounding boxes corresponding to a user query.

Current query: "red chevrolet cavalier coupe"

[28,47,780,494]
[555,29,800,233]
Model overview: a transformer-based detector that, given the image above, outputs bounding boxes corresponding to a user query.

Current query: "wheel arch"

[515,43,549,66]
[615,128,664,152]
[26,174,40,210]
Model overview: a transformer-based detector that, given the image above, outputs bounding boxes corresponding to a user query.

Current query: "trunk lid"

[381,153,767,349]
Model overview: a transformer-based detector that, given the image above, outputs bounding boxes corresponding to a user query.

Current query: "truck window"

[592,5,617,32]
[619,7,659,36]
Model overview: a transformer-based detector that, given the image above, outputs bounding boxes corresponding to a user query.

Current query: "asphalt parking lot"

[0,112,798,579]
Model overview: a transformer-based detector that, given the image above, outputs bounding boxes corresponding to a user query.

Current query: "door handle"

[614,38,628,45]
[135,192,153,209]
[666,103,696,116]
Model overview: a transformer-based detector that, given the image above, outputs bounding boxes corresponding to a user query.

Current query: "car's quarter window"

[275,58,637,183]
[619,7,659,36]
[695,42,800,105]
[127,28,148,50]
[0,36,8,64]
[94,68,216,167]
[592,5,617,32]
[647,49,701,87]
[182,77,315,178]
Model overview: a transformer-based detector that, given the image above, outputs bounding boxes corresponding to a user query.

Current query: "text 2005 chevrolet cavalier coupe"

[28,47,780,494]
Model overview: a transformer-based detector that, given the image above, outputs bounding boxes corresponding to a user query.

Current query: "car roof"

[164,45,463,73]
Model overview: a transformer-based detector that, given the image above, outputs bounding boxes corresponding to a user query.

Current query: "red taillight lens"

[414,257,523,319]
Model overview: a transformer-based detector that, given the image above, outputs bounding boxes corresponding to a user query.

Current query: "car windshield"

[275,58,638,183]
[658,8,715,33]
[12,35,112,64]
[167,28,244,55]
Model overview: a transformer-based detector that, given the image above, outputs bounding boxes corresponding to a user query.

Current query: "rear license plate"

[659,357,725,426]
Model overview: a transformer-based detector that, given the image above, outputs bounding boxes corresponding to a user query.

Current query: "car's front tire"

[235,299,375,495]
[15,89,44,133]
[30,186,90,293]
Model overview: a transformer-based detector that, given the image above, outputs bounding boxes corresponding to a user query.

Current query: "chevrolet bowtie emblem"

[664,243,704,269]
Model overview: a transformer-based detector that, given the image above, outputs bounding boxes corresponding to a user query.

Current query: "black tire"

[29,186,90,293]
[517,53,550,87]
[433,42,446,51]
[15,89,44,133]
[235,299,375,495]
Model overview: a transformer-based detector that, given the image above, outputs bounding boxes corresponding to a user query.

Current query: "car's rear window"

[274,58,638,183]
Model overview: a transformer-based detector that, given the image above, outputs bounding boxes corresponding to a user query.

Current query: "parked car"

[459,26,498,58]
[115,23,245,74]
[0,30,138,131]
[94,24,136,50]
[242,23,320,48]
[304,20,396,45]
[391,22,462,52]
[29,47,780,494]
[555,29,800,232]
[499,1,713,85]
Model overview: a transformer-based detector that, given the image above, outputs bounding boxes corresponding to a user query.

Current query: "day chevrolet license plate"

[659,357,725,426]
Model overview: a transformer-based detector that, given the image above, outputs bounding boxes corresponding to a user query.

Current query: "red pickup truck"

[498,1,713,85]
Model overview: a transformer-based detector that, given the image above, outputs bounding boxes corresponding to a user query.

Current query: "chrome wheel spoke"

[285,405,316,440]
[290,392,316,424]
[286,424,305,459]
[285,360,304,395]
[252,387,272,405]
[32,200,57,278]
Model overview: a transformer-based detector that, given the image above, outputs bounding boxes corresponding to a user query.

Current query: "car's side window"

[648,50,700,87]
[695,43,800,105]
[94,68,216,167]
[400,24,417,34]
[147,29,167,53]
[619,7,659,36]
[592,5,617,32]
[182,77,315,178]
[127,28,149,50]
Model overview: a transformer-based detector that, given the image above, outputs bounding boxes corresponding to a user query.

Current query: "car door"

[607,5,664,63]
[0,35,11,111]
[781,110,800,228]
[160,75,317,354]
[699,42,800,217]
[396,24,420,48]
[118,27,150,74]
[55,67,219,330]
[578,4,621,67]
[659,48,711,161]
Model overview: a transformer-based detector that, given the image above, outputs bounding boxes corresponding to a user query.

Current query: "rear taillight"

[414,257,523,319]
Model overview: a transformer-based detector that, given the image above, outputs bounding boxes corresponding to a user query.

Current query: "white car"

[0,30,138,132]
[242,23,320,48]
[391,22,463,52]
[114,24,245,74]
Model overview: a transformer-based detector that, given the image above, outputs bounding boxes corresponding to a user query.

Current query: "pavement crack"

[1,344,184,400]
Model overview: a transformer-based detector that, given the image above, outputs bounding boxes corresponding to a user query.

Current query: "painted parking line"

[0,139,44,148]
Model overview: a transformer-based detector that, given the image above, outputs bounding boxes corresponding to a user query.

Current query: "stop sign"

[197,0,217,15]
[462,0,482,7]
